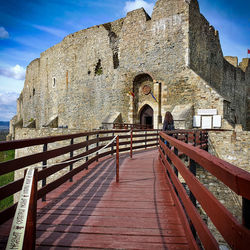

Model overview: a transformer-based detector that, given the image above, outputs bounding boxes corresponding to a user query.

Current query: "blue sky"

[0,0,249,121]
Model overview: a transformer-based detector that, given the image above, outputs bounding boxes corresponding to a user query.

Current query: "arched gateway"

[139,104,153,128]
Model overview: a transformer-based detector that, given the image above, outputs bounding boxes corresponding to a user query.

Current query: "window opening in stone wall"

[33,88,35,96]
[88,70,91,75]
[52,77,56,88]
[113,52,119,69]
[95,59,103,75]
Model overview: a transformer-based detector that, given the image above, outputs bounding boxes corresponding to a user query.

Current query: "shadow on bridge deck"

[4,149,190,249]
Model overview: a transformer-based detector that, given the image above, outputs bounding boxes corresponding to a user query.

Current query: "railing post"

[42,143,47,202]
[96,132,99,162]
[189,158,197,239]
[145,131,147,149]
[185,133,189,161]
[116,136,119,183]
[111,132,114,155]
[130,129,133,159]
[69,138,74,182]
[242,198,250,229]
[199,131,202,147]
[193,131,196,146]
[23,168,38,250]
[173,134,179,177]
[86,135,89,170]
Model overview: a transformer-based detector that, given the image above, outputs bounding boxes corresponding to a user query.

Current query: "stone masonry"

[10,0,249,136]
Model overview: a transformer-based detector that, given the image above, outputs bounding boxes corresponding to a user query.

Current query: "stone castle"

[10,0,250,136]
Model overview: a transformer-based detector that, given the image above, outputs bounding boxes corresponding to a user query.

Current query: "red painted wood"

[160,132,250,199]
[33,149,190,249]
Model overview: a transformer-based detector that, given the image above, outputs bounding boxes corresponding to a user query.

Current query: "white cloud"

[124,0,154,16]
[0,92,19,105]
[0,26,9,39]
[0,92,19,121]
[0,65,26,80]
[33,24,68,38]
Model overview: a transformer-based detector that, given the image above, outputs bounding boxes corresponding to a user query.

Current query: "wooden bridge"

[0,129,250,249]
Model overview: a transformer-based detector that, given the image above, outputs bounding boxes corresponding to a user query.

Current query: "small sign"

[213,115,221,128]
[202,116,212,129]
[197,109,217,115]
[193,116,201,127]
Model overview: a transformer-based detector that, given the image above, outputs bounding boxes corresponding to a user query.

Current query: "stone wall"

[188,0,249,129]
[13,0,249,135]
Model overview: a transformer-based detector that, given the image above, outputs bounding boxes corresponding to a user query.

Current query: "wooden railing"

[102,122,153,129]
[0,129,161,248]
[2,128,248,249]
[159,131,250,249]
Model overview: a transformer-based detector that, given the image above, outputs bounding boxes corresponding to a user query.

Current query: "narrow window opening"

[113,52,119,69]
[95,59,103,75]
[52,77,56,88]
[33,88,35,96]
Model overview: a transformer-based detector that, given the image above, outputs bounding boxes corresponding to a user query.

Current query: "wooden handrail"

[159,132,250,249]
[0,129,160,226]
[160,132,250,199]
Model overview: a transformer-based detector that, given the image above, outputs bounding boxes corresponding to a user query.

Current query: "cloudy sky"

[0,0,249,121]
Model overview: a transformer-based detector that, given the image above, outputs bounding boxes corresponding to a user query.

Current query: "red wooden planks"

[36,149,190,249]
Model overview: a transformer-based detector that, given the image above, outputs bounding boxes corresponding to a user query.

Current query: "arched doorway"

[140,105,153,129]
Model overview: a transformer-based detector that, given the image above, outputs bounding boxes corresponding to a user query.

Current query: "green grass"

[0,150,15,211]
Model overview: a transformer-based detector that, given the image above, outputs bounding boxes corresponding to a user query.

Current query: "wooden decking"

[1,149,190,249]
[35,149,189,249]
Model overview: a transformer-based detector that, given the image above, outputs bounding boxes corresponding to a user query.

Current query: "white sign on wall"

[202,116,212,129]
[193,116,201,127]
[213,115,222,128]
[197,109,217,116]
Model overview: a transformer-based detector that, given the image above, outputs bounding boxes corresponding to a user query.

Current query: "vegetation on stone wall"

[0,150,15,211]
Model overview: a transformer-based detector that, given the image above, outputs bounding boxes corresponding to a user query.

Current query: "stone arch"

[132,73,154,123]
[139,104,154,129]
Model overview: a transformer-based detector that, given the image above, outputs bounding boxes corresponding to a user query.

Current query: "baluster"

[42,143,47,202]
[145,130,147,149]
[23,168,38,250]
[173,134,178,177]
[69,138,74,182]
[130,129,133,158]
[116,136,119,183]
[86,135,89,170]
[189,158,197,239]
[111,132,114,155]
[96,133,99,162]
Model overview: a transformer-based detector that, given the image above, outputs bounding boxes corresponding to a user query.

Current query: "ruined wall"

[188,0,249,129]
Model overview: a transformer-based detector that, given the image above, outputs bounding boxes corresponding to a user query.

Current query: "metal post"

[96,133,99,162]
[193,131,196,146]
[86,135,89,170]
[116,136,119,183]
[69,138,74,182]
[23,168,38,250]
[130,129,133,159]
[242,198,250,229]
[42,143,47,202]
[190,158,197,238]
